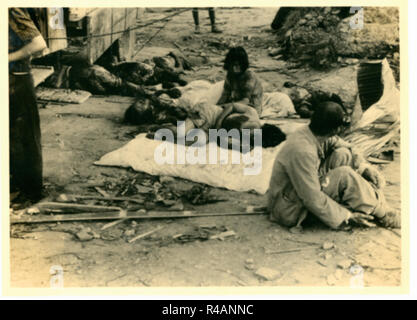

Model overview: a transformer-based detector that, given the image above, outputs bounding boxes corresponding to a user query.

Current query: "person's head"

[261,123,286,148]
[309,101,350,137]
[223,46,249,75]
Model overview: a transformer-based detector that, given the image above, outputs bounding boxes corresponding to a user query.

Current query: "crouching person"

[267,101,400,230]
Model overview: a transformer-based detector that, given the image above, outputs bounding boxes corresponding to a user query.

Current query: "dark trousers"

[9,73,43,199]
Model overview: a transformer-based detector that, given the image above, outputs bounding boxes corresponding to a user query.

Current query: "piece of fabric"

[260,91,296,119]
[176,80,295,124]
[9,73,43,199]
[343,58,400,157]
[95,133,283,194]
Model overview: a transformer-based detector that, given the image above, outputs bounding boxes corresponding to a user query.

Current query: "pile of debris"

[270,7,399,76]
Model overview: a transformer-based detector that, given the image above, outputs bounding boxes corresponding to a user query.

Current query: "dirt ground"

[9,8,402,289]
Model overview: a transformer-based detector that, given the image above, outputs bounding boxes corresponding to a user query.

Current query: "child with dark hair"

[217,46,264,116]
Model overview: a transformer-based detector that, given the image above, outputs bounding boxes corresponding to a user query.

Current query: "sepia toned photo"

[4,2,407,293]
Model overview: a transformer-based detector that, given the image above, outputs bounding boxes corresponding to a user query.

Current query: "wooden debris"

[265,246,317,255]
[101,219,127,230]
[35,202,122,213]
[94,187,110,198]
[209,230,236,240]
[57,194,144,204]
[322,241,335,250]
[367,157,392,164]
[255,267,282,281]
[11,210,265,224]
[337,259,353,269]
[128,226,164,243]
[36,87,91,104]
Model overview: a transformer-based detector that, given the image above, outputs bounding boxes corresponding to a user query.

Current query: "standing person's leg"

[208,8,222,33]
[192,8,200,34]
[9,74,43,201]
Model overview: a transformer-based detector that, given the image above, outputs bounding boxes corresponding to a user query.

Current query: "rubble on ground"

[271,7,399,79]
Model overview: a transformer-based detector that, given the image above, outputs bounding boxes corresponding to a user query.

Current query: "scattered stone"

[334,269,344,280]
[322,241,335,250]
[162,199,176,206]
[144,202,156,210]
[169,199,184,211]
[289,226,303,234]
[159,176,175,184]
[337,259,352,269]
[92,231,100,239]
[136,185,153,194]
[269,48,282,57]
[255,267,282,281]
[26,207,41,215]
[326,274,337,286]
[245,264,256,271]
[75,229,94,241]
[324,252,332,260]
[124,229,136,237]
[131,221,137,227]
[345,58,359,65]
[136,209,147,215]
[245,259,254,264]
[317,259,328,267]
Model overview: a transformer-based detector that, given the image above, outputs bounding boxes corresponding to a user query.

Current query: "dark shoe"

[211,25,222,33]
[378,209,401,228]
[194,25,201,34]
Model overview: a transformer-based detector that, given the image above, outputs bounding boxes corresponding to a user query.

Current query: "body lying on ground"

[43,51,190,97]
[267,101,400,230]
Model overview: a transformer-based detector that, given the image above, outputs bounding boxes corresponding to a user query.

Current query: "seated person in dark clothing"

[217,46,264,116]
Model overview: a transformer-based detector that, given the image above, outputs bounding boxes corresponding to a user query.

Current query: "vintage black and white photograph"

[6,3,405,290]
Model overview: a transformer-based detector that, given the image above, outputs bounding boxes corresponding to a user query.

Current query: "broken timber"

[11,210,266,224]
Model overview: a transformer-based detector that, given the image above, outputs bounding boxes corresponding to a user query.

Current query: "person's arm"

[215,103,234,129]
[9,35,47,62]
[9,7,47,62]
[285,148,352,229]
[325,136,385,189]
[217,77,231,105]
[238,71,263,113]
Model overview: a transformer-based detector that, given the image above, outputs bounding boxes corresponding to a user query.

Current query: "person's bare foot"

[378,208,401,228]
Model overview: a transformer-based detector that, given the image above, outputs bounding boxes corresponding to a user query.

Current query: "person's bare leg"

[192,8,200,34]
[209,8,222,33]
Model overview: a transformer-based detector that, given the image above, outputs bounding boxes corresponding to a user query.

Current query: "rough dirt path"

[10,8,401,288]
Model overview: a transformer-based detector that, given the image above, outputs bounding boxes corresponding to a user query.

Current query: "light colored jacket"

[267,125,350,229]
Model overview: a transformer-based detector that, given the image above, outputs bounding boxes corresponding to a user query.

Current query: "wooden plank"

[36,87,91,104]
[86,8,139,63]
[87,8,113,63]
[128,226,164,243]
[45,8,68,53]
[35,202,122,213]
[11,210,265,224]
